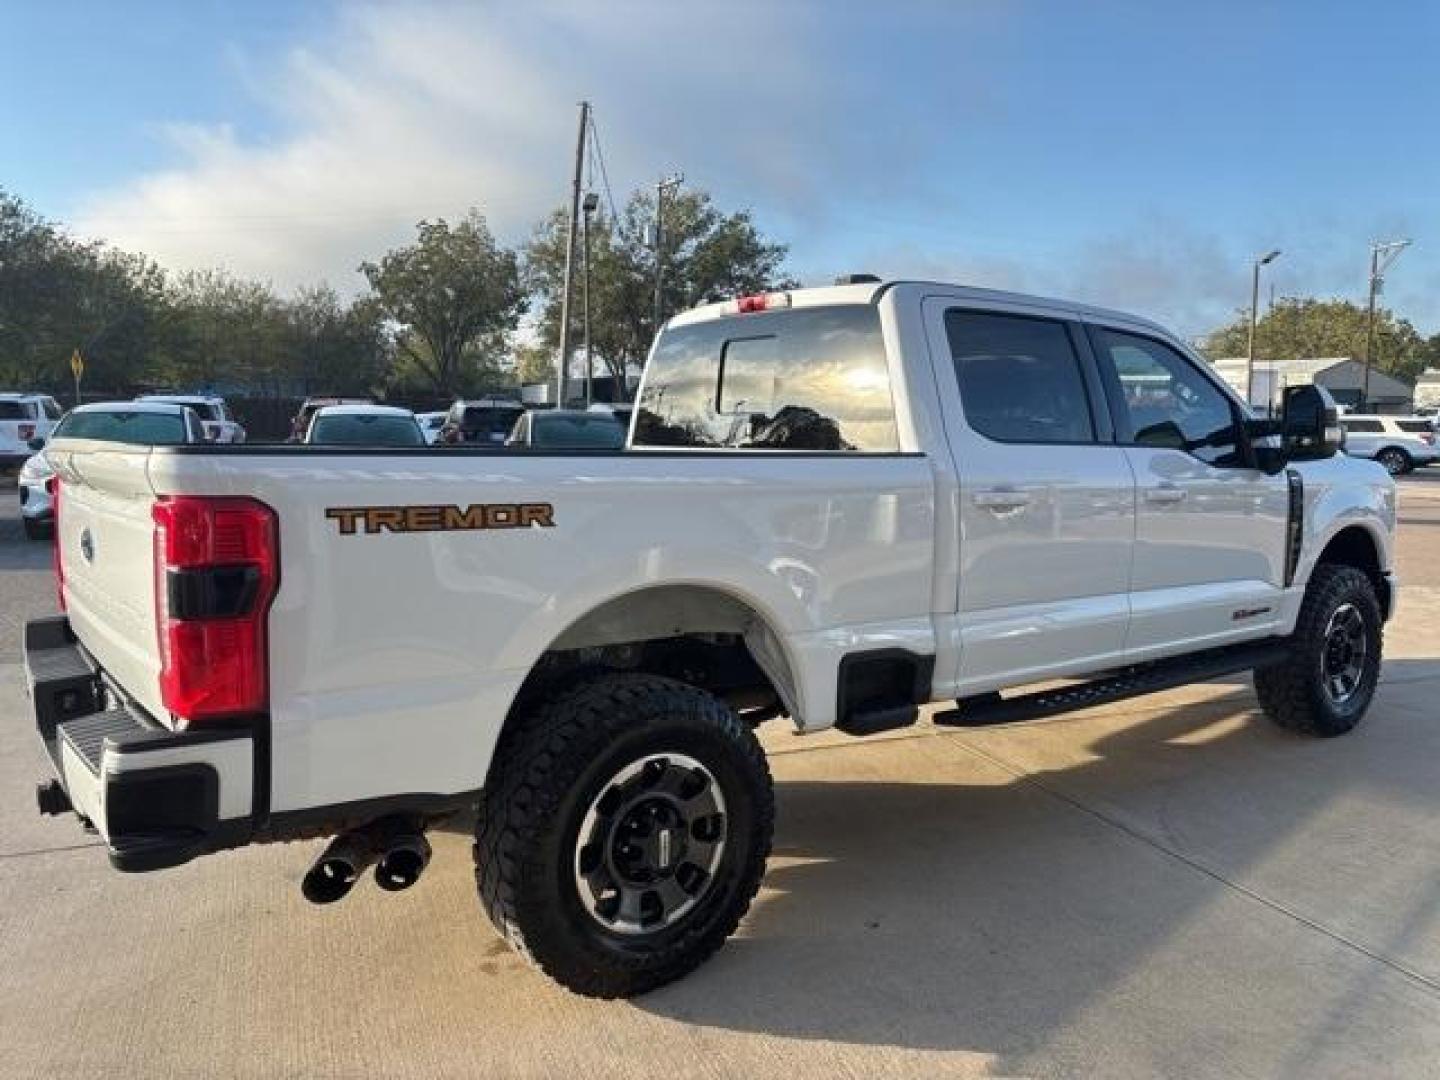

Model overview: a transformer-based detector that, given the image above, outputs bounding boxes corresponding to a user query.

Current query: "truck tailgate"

[52,445,169,724]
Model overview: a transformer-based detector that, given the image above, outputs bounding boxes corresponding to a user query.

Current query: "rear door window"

[945,311,1096,444]
[1342,419,1384,433]
[633,305,898,451]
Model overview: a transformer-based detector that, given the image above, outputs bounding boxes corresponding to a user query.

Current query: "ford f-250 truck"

[25,279,1394,997]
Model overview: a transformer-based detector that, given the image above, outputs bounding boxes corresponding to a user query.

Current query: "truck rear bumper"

[25,616,255,872]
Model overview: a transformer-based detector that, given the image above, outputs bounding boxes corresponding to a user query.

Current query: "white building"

[1413,369,1440,414]
[1210,357,1414,413]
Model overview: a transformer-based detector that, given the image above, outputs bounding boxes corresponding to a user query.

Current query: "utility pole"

[652,172,684,338]
[1246,249,1281,408]
[556,101,590,409]
[1363,239,1411,409]
[581,192,598,407]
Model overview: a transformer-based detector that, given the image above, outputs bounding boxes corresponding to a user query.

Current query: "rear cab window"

[532,414,625,448]
[310,414,425,446]
[633,305,898,451]
[54,410,189,445]
[463,407,523,437]
[0,401,32,420]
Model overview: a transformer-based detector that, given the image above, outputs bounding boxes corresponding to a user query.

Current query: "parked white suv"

[18,401,207,539]
[136,394,246,443]
[1340,414,1438,474]
[0,392,63,470]
[26,280,1395,998]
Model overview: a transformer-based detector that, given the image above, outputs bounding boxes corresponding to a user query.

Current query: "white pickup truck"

[26,280,1395,997]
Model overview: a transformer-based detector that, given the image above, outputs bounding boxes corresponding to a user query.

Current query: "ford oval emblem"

[79,527,95,564]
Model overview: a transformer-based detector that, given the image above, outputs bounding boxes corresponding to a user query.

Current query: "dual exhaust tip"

[302,817,432,905]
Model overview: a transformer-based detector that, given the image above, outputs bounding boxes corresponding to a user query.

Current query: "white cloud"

[71,2,1436,340]
[74,1,839,293]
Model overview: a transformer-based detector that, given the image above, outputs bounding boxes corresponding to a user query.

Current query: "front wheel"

[474,673,773,998]
[1254,564,1383,736]
[1376,447,1411,475]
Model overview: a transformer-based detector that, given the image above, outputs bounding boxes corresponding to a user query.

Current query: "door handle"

[973,489,1033,510]
[1144,485,1188,504]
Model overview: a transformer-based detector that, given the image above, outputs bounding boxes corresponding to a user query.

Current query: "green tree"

[1417,333,1440,373]
[151,269,286,391]
[283,286,390,396]
[511,340,554,386]
[0,189,165,391]
[1203,297,1427,380]
[525,187,792,395]
[360,212,526,395]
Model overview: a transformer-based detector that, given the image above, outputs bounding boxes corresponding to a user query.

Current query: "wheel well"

[1315,526,1390,619]
[509,585,799,726]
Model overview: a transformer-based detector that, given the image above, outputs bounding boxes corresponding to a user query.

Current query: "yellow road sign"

[70,349,84,380]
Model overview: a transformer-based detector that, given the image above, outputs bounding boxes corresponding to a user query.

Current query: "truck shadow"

[623,665,1440,1068]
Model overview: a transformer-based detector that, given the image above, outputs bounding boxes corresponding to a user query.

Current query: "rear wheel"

[1376,447,1411,475]
[474,672,773,998]
[1254,564,1382,736]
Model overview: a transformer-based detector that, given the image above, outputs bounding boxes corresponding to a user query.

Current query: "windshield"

[54,410,189,445]
[309,413,424,446]
[531,414,625,448]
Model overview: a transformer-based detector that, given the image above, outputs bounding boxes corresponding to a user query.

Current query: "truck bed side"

[77,446,938,818]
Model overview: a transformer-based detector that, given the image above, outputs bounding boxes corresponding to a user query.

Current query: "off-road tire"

[1254,564,1382,736]
[1376,447,1411,476]
[474,672,773,998]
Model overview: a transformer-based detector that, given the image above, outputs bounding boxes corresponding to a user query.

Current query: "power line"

[586,108,621,226]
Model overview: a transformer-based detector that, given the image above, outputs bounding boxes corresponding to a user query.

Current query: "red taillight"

[152,496,278,725]
[1423,433,1435,446]
[19,423,36,441]
[49,477,64,612]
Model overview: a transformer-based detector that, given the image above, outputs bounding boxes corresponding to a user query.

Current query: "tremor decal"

[326,504,555,535]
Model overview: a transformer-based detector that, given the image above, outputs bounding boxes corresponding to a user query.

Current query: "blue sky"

[3,1,1437,337]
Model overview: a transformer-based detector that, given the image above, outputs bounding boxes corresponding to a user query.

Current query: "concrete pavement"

[2,474,1439,1078]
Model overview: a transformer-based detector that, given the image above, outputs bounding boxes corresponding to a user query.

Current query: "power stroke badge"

[325,503,555,535]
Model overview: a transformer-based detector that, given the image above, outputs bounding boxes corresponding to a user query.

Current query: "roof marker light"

[727,291,792,315]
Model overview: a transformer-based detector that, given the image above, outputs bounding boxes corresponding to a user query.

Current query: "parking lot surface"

[2,473,1439,1079]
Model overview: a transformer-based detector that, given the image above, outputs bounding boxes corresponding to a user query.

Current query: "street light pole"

[1246,249,1282,408]
[1363,239,1411,410]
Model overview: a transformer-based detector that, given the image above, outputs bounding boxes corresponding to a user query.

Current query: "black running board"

[933,640,1291,729]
